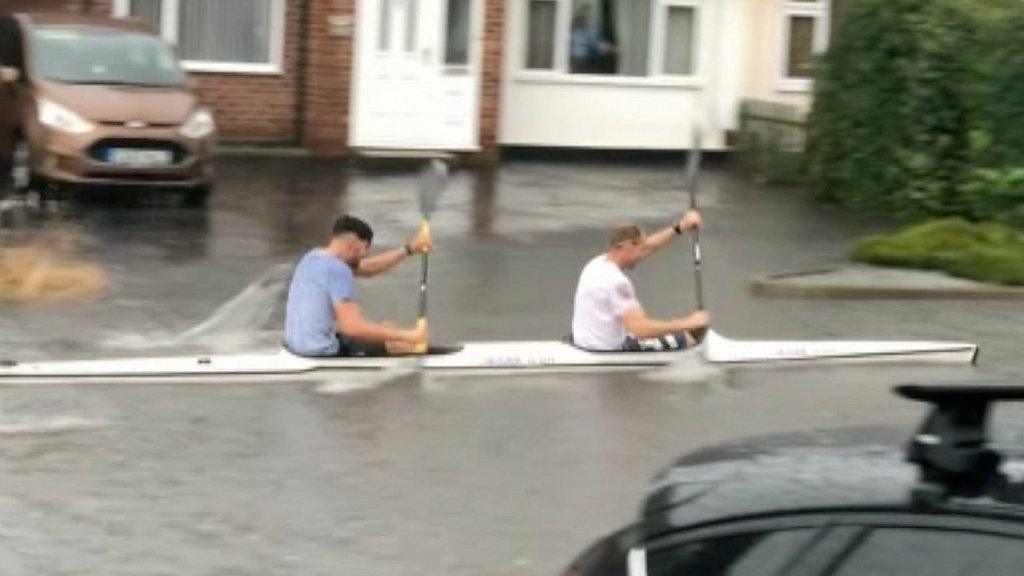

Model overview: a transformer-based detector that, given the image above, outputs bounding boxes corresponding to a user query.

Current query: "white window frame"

[112,0,286,75]
[776,0,829,93]
[516,0,708,88]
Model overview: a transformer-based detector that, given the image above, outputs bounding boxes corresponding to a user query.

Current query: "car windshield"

[30,26,186,87]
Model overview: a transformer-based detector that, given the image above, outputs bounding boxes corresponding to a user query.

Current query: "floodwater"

[0,156,1015,575]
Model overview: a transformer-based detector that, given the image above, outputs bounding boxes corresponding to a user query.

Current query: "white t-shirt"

[571,255,641,350]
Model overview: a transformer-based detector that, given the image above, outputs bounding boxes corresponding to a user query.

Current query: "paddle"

[415,159,449,353]
[682,128,708,344]
[683,128,704,311]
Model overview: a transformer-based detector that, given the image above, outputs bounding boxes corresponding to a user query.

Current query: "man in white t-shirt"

[571,210,709,351]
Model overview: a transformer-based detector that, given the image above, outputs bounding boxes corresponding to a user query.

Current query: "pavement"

[751,264,1024,299]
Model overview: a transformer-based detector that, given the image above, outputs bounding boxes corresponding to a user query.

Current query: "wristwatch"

[404,243,414,256]
[673,222,684,235]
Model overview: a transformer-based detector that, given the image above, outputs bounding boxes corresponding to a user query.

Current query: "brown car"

[0,13,215,206]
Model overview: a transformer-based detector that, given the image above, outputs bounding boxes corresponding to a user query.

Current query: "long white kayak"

[0,331,978,385]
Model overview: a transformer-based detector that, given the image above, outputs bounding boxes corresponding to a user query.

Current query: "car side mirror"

[0,66,20,84]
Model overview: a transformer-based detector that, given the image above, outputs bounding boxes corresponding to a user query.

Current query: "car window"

[833,527,1024,576]
[30,26,185,87]
[647,528,817,576]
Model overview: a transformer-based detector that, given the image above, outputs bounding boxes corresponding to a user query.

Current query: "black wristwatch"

[404,243,414,256]
[673,222,684,235]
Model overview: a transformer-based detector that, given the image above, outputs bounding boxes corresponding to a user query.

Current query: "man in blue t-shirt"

[284,214,431,357]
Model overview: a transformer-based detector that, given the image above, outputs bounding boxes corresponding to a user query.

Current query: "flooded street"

[0,156,1016,575]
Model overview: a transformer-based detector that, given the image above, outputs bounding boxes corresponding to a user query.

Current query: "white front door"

[351,0,480,150]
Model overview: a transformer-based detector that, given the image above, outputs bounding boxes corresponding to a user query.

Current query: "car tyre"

[183,185,210,208]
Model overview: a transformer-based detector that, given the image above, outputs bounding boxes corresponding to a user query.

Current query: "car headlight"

[180,108,216,139]
[37,99,94,134]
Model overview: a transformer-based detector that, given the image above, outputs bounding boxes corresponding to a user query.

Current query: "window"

[778,0,828,90]
[129,0,162,30]
[647,530,818,576]
[834,527,1024,576]
[444,0,472,65]
[646,529,818,576]
[114,0,286,74]
[30,27,186,86]
[525,0,557,69]
[523,0,702,78]
[663,5,696,75]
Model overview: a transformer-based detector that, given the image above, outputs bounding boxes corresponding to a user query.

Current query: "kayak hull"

[0,330,978,385]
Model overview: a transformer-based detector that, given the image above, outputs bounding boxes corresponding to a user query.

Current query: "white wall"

[499,0,747,150]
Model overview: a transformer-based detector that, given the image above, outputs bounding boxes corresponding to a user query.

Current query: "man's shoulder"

[297,250,353,276]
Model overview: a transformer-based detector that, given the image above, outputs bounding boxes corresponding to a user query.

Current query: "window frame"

[517,0,708,88]
[113,0,286,75]
[776,0,829,93]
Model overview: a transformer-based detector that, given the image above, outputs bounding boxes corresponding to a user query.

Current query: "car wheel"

[183,185,210,208]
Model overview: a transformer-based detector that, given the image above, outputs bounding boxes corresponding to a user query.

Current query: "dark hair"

[332,214,374,246]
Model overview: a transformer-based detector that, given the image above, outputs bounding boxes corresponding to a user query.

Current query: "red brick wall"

[302,0,353,155]
[87,0,111,14]
[477,0,505,163]
[1,0,70,13]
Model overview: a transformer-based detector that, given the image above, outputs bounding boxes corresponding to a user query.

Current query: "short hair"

[332,214,374,246]
[610,223,643,246]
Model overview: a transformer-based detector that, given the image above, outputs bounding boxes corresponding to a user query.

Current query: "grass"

[853,218,1024,285]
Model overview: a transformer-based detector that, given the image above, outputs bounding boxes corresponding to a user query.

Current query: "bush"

[853,218,1024,285]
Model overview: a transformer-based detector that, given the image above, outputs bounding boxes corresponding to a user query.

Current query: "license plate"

[106,148,173,167]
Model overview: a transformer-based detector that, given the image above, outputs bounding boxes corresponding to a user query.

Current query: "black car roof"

[637,423,1024,538]
[639,428,917,533]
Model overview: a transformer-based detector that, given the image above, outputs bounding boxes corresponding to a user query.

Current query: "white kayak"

[0,330,978,385]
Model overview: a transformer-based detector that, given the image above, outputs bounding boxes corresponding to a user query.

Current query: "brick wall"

[477,0,504,164]
[302,0,353,155]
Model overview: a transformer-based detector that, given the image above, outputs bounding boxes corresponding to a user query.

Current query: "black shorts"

[336,335,388,357]
[623,331,691,352]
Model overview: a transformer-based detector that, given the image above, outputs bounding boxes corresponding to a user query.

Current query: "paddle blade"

[418,159,449,218]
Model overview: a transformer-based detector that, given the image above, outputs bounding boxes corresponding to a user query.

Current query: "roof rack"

[896,383,1024,505]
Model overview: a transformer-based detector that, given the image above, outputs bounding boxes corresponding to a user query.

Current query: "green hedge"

[853,219,1024,285]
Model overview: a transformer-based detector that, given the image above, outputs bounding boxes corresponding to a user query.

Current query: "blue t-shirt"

[284,249,357,356]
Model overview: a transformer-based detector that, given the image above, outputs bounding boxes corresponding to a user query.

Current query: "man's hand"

[677,209,702,232]
[401,322,428,345]
[408,226,434,254]
[680,310,709,331]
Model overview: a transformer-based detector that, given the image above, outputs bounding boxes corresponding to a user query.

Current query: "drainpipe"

[293,0,312,146]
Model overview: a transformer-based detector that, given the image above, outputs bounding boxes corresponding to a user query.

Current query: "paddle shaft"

[684,132,705,312]
[689,190,704,311]
[416,220,430,351]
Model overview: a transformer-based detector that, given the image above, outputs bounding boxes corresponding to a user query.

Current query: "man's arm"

[640,209,702,257]
[334,300,425,344]
[619,307,708,340]
[355,246,408,278]
[355,226,434,278]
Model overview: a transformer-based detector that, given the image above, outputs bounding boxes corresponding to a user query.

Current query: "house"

[4,0,835,162]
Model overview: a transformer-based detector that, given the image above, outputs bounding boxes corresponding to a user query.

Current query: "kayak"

[0,330,978,385]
